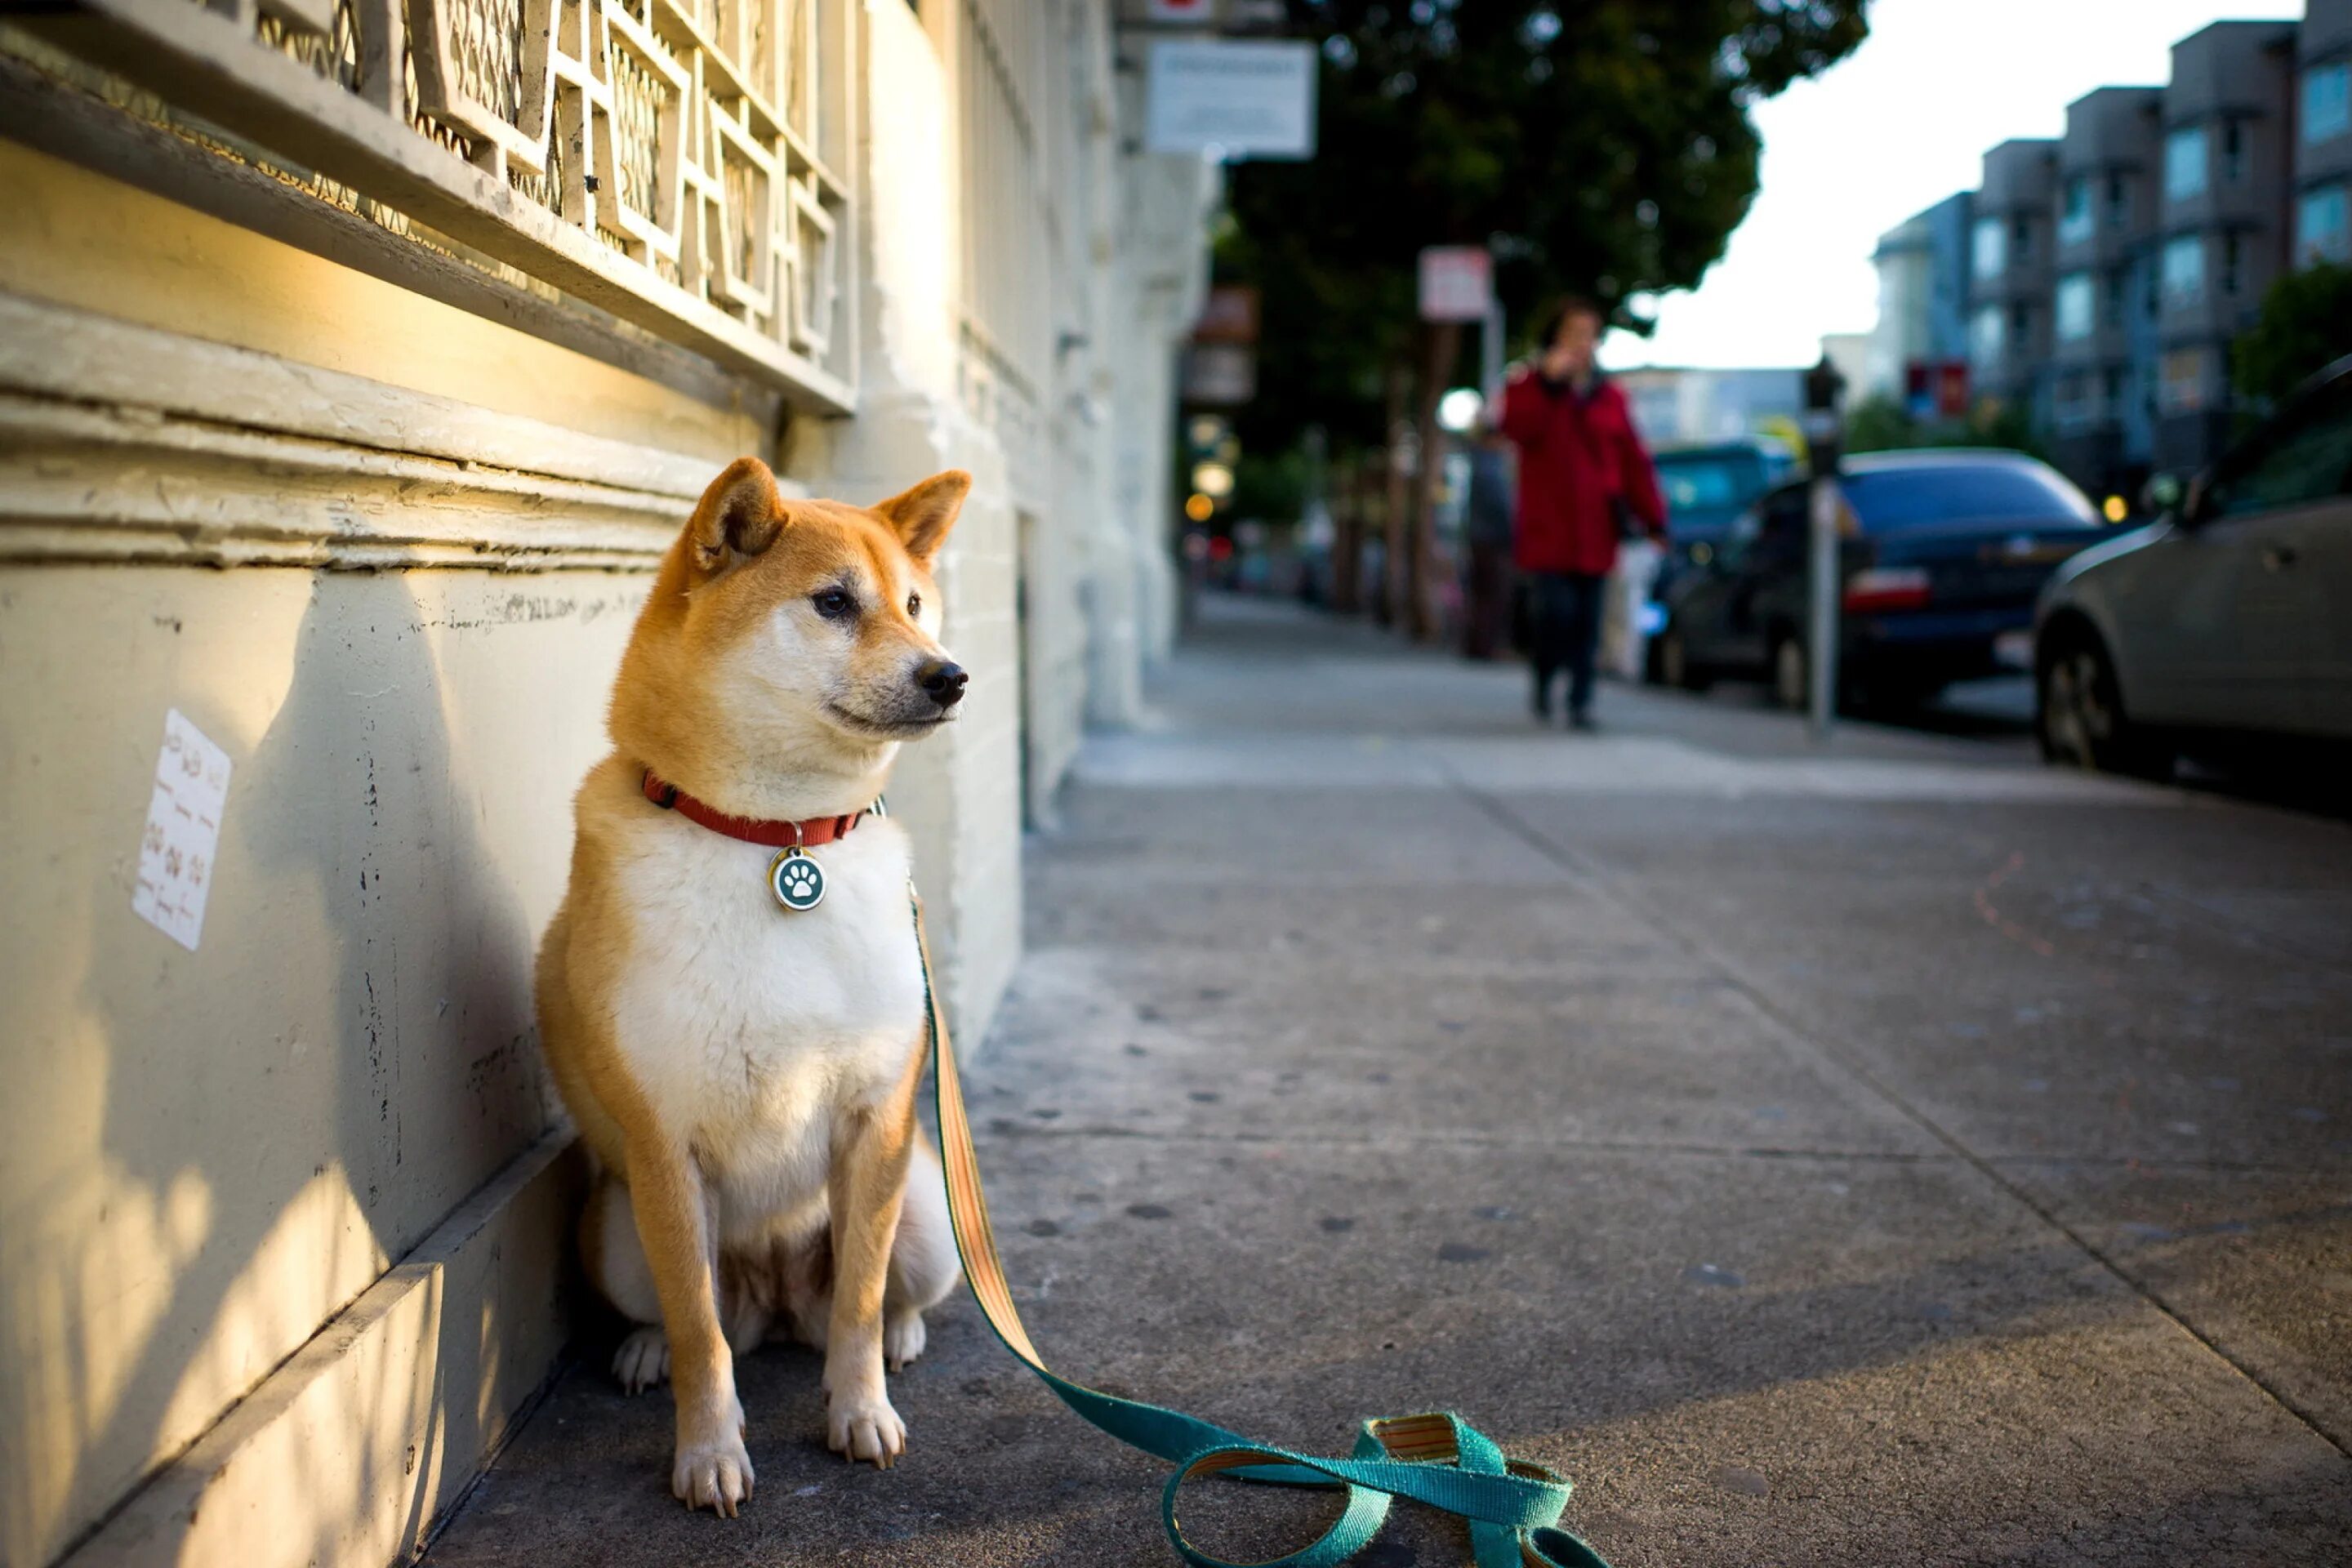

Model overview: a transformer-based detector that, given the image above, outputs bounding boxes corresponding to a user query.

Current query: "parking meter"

[1802,357,1846,739]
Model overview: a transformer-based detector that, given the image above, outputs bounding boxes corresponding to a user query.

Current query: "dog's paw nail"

[672,1433,755,1517]
[884,1312,927,1370]
[614,1328,670,1394]
[826,1395,907,1468]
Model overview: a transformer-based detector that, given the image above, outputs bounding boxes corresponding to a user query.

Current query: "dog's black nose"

[916,659,968,708]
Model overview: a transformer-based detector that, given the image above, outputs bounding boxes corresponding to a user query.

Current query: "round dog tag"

[768,846,826,911]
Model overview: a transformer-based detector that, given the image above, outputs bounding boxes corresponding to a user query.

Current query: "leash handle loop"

[910,892,1613,1568]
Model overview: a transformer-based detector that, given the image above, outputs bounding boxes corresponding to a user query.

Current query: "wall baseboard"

[59,1129,585,1568]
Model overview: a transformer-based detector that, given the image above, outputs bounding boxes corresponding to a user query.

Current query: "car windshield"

[1655,452,1764,513]
[1841,462,2097,530]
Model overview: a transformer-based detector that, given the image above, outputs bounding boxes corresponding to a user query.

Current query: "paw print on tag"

[768,848,827,912]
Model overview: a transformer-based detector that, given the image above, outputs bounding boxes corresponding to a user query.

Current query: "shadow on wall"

[1,567,565,1566]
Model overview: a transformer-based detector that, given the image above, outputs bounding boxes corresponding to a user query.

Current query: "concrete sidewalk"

[426,595,2352,1567]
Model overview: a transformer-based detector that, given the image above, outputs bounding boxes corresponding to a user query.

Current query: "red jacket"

[1497,369,1668,576]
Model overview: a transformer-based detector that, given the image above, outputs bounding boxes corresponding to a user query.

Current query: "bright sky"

[1599,0,2300,372]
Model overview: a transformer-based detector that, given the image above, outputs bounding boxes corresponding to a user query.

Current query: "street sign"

[1182,343,1257,405]
[1192,285,1260,345]
[1146,39,1317,160]
[1417,246,1491,323]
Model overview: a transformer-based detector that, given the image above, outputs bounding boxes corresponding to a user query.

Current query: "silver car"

[2034,356,2352,773]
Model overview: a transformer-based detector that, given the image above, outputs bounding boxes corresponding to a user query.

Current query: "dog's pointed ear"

[686,457,788,578]
[871,470,970,568]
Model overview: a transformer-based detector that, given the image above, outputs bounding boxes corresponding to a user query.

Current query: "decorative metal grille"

[36,0,853,408]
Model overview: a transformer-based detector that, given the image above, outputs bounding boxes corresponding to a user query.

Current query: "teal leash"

[911,893,1615,1568]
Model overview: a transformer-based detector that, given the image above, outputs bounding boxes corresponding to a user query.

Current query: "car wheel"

[2038,629,2167,778]
[1657,627,1709,692]
[1771,633,1808,711]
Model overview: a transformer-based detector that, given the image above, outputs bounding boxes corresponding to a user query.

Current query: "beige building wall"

[0,2,1213,1565]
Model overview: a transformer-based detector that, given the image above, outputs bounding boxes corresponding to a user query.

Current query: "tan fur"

[537,459,971,1514]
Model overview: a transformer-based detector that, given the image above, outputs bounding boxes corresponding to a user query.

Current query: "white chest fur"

[588,787,926,1240]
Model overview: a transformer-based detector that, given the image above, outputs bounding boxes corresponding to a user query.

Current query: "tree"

[2233,261,2352,408]
[1844,392,1918,455]
[1842,391,2048,461]
[1220,0,1871,634]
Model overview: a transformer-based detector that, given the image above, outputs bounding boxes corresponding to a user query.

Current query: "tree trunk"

[1408,318,1462,641]
[1330,453,1362,613]
[1379,359,1411,628]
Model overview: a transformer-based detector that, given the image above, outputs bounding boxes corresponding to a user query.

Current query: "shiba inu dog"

[536,457,971,1514]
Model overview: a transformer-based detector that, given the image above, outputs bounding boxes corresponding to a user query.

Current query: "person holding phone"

[1498,294,1668,729]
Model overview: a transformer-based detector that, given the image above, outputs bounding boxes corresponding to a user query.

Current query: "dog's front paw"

[884,1310,927,1371]
[826,1390,906,1468]
[613,1326,670,1394]
[672,1428,755,1517]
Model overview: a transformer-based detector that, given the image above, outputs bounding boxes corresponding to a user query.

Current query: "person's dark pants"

[1461,538,1511,661]
[1527,570,1607,717]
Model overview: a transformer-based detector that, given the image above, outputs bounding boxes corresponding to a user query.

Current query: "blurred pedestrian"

[1498,295,1668,729]
[1459,420,1515,661]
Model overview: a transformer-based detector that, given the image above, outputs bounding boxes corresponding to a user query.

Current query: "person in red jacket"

[1498,295,1669,729]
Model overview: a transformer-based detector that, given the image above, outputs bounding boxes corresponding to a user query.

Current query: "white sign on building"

[1417,246,1493,323]
[1146,39,1318,160]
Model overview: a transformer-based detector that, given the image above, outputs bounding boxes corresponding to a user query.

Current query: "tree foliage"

[1219,0,1871,458]
[1841,391,2047,462]
[2233,261,2352,408]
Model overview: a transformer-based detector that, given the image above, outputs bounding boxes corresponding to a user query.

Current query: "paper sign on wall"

[132,709,232,951]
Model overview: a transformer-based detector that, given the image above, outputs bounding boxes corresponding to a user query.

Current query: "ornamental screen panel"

[33,0,854,409]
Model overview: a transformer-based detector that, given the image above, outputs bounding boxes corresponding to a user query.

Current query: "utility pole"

[1480,293,1504,408]
[1802,356,1847,742]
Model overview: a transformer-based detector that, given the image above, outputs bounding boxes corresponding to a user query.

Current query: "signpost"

[1802,356,1848,742]
[1416,246,1492,323]
[1146,39,1318,160]
[1182,283,1260,407]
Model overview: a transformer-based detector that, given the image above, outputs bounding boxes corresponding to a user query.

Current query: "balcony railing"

[24,0,854,410]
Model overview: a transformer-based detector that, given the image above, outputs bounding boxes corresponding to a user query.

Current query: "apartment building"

[0,5,1214,1568]
[1967,139,2059,424]
[1865,191,1972,409]
[2049,87,2163,496]
[1873,1,2350,496]
[2297,0,2352,265]
[2153,19,2301,470]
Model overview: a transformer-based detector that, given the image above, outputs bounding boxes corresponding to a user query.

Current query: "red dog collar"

[640,769,869,848]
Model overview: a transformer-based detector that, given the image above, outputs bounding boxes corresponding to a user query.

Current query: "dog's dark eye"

[812,587,856,620]
[906,591,921,617]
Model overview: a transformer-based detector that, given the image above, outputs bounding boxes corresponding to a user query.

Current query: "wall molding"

[13,0,859,411]
[0,47,767,416]
[0,292,794,571]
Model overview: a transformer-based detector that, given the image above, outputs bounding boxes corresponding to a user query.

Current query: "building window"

[2056,370,2091,426]
[2011,301,2032,340]
[2056,271,2095,341]
[2165,125,2207,201]
[2103,367,2123,409]
[2305,60,2351,144]
[2012,216,2034,264]
[2161,234,2204,310]
[2222,231,2242,296]
[2106,172,2130,229]
[2060,176,2094,247]
[2104,268,2127,327]
[1971,303,2006,366]
[1973,216,2007,281]
[2221,119,2244,184]
[2298,184,2351,264]
[2159,347,2206,414]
